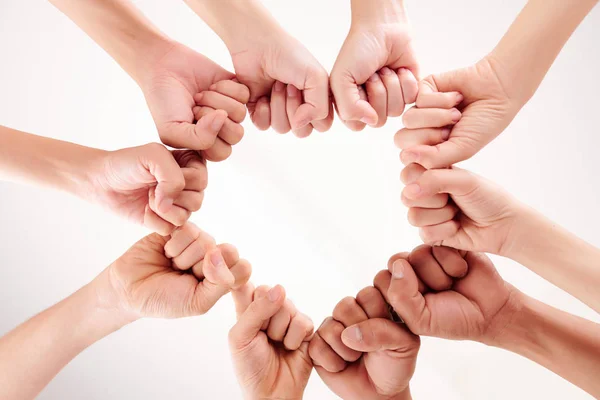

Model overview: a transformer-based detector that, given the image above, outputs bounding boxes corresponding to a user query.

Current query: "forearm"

[0,126,105,199]
[49,0,173,86]
[490,292,600,397]
[184,0,283,53]
[505,207,600,313]
[0,274,131,400]
[490,0,598,105]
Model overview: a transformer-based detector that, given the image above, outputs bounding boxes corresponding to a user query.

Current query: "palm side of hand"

[106,234,201,319]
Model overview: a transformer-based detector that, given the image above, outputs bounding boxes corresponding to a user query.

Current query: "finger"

[365,73,388,128]
[311,100,334,132]
[408,245,453,291]
[332,297,368,327]
[284,312,314,350]
[164,222,202,258]
[181,166,208,192]
[267,299,295,341]
[270,81,291,134]
[400,138,476,169]
[143,204,175,236]
[218,243,240,267]
[231,282,256,319]
[193,106,245,146]
[149,186,191,227]
[194,91,247,123]
[209,80,251,104]
[416,80,463,109]
[172,229,217,270]
[340,85,368,131]
[228,285,286,349]
[342,318,419,352]
[355,286,389,319]
[401,190,448,209]
[379,67,404,117]
[318,317,362,362]
[432,246,469,278]
[228,258,252,289]
[407,204,458,228]
[402,107,461,129]
[385,259,429,334]
[291,68,330,129]
[202,138,232,162]
[394,127,451,149]
[191,248,236,315]
[398,68,419,105]
[419,220,461,247]
[173,190,204,212]
[401,168,479,200]
[387,254,427,294]
[400,163,426,185]
[192,242,243,279]
[330,71,378,126]
[140,143,186,214]
[161,109,227,150]
[250,97,271,131]
[254,285,272,331]
[309,332,347,373]
[287,85,313,138]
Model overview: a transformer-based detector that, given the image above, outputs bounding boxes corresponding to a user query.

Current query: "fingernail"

[404,183,421,198]
[296,118,311,128]
[441,128,451,140]
[401,151,419,164]
[451,108,461,123]
[210,250,225,269]
[392,260,405,279]
[195,92,204,101]
[380,67,393,76]
[268,286,282,302]
[274,81,284,92]
[211,112,226,131]
[368,74,380,82]
[456,93,464,104]
[345,326,363,342]
[209,84,217,91]
[287,85,297,97]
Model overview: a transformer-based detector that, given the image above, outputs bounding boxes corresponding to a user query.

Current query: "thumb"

[141,144,185,214]
[228,285,286,350]
[190,248,235,315]
[402,167,479,201]
[291,69,330,129]
[331,72,378,125]
[400,137,477,169]
[160,110,227,151]
[385,259,428,335]
[341,318,418,353]
[424,69,465,94]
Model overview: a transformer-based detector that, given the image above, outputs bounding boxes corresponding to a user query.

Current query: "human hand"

[397,56,520,168]
[100,226,251,320]
[142,41,249,160]
[400,164,523,256]
[91,143,206,236]
[330,0,419,131]
[308,287,418,400]
[375,246,519,343]
[229,283,314,400]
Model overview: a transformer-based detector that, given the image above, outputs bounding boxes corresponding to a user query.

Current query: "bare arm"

[490,291,600,398]
[0,273,130,400]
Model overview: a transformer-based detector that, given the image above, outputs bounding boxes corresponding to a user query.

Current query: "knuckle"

[407,208,420,226]
[332,297,357,321]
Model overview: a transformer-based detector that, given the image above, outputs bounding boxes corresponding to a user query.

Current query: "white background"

[1,0,599,399]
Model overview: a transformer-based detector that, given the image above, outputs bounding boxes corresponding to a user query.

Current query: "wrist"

[496,202,539,260]
[351,0,408,26]
[480,286,525,347]
[88,268,140,328]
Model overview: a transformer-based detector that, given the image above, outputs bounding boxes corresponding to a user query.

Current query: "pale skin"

[309,287,419,400]
[367,246,600,398]
[0,222,252,400]
[229,283,314,400]
[49,0,249,161]
[186,0,334,137]
[331,0,420,131]
[395,0,598,168]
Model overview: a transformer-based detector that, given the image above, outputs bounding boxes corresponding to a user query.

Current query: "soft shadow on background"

[0,0,599,399]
